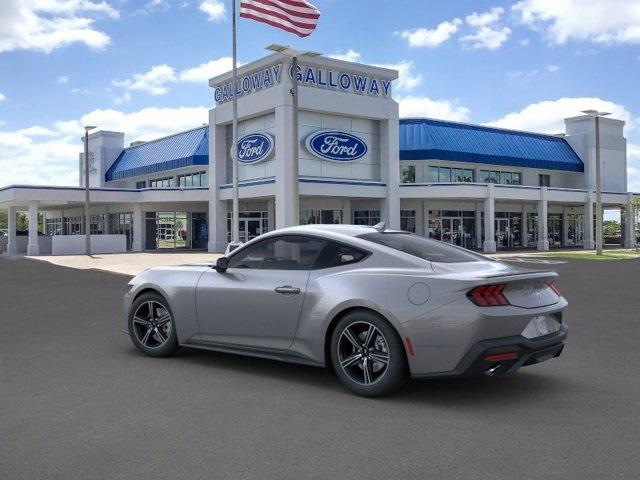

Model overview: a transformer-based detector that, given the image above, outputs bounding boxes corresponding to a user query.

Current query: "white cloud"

[113,91,132,105]
[0,0,119,54]
[179,57,234,82]
[199,0,226,22]
[0,92,5,102]
[466,7,504,27]
[57,75,70,84]
[373,60,422,93]
[113,64,177,95]
[520,38,531,46]
[461,26,511,50]
[0,106,209,187]
[486,97,635,134]
[508,64,560,81]
[327,53,422,93]
[396,19,462,48]
[112,57,235,97]
[328,50,362,63]
[513,0,640,45]
[398,96,471,122]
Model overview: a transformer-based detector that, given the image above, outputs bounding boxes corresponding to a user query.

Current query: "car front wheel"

[128,292,179,357]
[331,311,408,397]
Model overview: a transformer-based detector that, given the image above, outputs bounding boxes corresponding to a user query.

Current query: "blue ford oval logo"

[235,133,274,164]
[305,131,368,162]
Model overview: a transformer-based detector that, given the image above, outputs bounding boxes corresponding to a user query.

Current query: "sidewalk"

[26,252,221,276]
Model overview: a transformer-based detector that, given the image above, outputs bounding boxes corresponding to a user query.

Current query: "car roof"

[269,224,380,238]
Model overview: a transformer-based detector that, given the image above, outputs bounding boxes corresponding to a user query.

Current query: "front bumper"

[412,325,567,379]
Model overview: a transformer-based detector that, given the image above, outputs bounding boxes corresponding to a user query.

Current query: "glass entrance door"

[239,218,263,243]
[495,218,512,249]
[442,218,463,246]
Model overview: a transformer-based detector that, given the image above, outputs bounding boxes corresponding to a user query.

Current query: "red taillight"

[467,283,509,307]
[484,352,518,362]
[546,279,562,297]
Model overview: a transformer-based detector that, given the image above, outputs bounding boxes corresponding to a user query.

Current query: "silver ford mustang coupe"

[123,224,567,397]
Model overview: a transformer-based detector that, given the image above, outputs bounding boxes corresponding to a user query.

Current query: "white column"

[380,118,400,229]
[267,198,276,232]
[562,207,570,247]
[208,115,231,253]
[483,185,496,253]
[274,104,297,229]
[537,187,550,251]
[584,195,595,249]
[343,198,352,224]
[624,193,636,248]
[415,201,424,236]
[27,203,40,256]
[132,204,143,252]
[475,202,483,250]
[422,200,429,238]
[7,206,18,255]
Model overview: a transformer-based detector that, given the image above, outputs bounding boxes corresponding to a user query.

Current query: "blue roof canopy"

[105,126,209,182]
[399,118,584,172]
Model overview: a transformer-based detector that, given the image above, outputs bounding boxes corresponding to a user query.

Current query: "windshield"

[359,232,486,263]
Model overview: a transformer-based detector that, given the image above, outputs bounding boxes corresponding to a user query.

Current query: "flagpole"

[231,0,240,244]
[291,55,300,226]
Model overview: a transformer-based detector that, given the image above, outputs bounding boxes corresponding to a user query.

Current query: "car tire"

[128,292,179,357]
[331,310,408,397]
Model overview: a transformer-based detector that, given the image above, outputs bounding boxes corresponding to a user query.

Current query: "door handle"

[275,286,301,295]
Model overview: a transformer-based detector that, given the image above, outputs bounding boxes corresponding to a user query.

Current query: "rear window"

[359,232,484,263]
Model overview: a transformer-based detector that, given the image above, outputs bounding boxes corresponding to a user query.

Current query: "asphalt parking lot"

[1,256,639,479]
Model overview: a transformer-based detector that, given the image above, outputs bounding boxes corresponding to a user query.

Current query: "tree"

[0,211,6,230]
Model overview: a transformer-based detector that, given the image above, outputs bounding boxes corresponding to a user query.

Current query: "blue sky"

[1,0,639,195]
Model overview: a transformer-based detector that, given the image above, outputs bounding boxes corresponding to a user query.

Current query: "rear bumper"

[412,325,567,379]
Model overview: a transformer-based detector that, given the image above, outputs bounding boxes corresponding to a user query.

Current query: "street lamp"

[581,110,610,256]
[83,125,96,255]
[266,44,321,226]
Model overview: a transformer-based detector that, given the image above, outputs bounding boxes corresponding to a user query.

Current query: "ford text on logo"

[234,133,275,164]
[305,131,368,162]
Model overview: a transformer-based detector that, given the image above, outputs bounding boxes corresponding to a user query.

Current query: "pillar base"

[537,240,550,251]
[483,240,496,254]
[624,239,637,249]
[6,243,18,255]
[27,244,40,256]
[583,240,595,250]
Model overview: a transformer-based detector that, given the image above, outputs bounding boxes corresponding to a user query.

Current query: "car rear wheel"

[331,311,408,397]
[128,293,179,357]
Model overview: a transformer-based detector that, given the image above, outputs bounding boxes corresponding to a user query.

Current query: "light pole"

[83,125,96,255]
[582,110,610,256]
[266,44,320,226]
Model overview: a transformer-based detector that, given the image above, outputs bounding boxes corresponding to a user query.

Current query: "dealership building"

[0,53,637,256]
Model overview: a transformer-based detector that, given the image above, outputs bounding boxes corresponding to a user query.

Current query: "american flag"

[240,0,321,38]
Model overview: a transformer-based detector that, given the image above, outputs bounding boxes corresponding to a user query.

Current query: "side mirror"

[215,257,229,273]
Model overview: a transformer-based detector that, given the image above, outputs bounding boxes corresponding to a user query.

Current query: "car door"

[195,235,326,350]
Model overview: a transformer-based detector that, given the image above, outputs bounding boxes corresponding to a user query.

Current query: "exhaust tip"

[485,364,501,377]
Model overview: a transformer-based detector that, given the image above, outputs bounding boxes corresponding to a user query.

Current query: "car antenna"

[373,222,386,232]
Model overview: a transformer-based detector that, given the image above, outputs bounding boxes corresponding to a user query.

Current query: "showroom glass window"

[539,174,551,187]
[401,210,416,233]
[427,166,473,183]
[401,165,416,183]
[228,236,325,270]
[479,170,522,185]
[178,171,208,188]
[353,210,380,226]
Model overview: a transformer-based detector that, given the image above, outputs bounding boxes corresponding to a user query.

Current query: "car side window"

[227,235,326,270]
[313,241,368,269]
